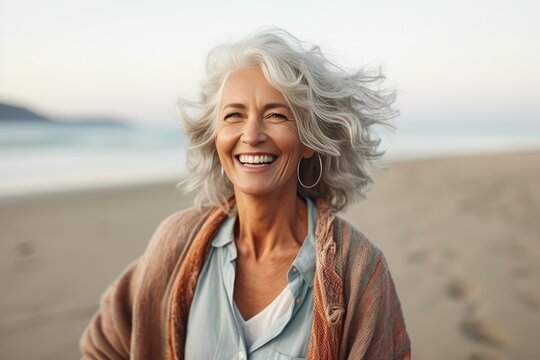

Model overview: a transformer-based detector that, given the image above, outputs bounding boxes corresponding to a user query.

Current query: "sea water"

[0,120,539,197]
[378,120,540,160]
[0,121,187,197]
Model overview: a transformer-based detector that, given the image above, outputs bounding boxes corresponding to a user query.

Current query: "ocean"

[1,120,538,197]
[0,121,187,197]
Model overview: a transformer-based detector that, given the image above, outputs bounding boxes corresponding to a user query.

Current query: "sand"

[1,150,539,359]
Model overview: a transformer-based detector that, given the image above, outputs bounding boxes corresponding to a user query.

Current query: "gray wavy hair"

[177,27,397,212]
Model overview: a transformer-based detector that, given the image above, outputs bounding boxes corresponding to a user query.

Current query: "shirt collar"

[211,214,236,248]
[210,196,317,287]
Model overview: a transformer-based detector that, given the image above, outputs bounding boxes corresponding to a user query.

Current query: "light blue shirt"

[185,197,317,360]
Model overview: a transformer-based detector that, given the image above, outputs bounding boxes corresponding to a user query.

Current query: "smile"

[237,154,276,167]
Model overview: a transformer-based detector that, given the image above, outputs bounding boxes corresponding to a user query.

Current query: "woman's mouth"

[237,154,276,167]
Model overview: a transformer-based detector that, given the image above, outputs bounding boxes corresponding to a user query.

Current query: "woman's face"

[216,65,314,197]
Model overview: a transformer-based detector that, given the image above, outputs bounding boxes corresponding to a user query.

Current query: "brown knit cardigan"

[80,198,411,359]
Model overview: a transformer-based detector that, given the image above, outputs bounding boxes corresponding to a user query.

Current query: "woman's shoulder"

[332,215,386,284]
[157,205,212,233]
[143,205,214,258]
[314,199,382,265]
[333,215,383,261]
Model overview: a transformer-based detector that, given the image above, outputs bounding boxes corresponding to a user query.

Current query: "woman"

[80,28,410,359]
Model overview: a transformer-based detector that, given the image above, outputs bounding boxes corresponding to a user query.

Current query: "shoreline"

[0,176,182,203]
[2,147,539,201]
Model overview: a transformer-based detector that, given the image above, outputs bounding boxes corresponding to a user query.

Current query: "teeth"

[239,154,276,164]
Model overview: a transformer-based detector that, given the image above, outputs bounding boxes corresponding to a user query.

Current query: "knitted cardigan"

[80,198,411,359]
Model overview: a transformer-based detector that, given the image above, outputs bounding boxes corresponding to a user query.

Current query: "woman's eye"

[223,112,243,121]
[267,113,288,120]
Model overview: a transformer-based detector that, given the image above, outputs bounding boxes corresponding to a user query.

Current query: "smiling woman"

[79,27,411,360]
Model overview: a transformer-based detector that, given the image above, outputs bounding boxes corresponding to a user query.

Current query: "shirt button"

[296,297,301,304]
[239,351,245,359]
[292,267,297,272]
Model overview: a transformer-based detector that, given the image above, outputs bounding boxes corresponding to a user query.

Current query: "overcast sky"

[0,0,538,125]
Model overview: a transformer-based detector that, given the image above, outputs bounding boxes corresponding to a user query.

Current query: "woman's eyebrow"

[263,103,291,112]
[221,102,291,112]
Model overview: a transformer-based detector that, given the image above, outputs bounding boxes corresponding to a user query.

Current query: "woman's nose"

[240,117,267,145]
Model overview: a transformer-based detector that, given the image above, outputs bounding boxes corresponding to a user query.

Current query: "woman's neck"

[233,187,308,261]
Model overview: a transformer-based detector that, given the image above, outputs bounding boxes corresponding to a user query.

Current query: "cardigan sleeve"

[343,248,411,360]
[78,207,206,360]
[79,257,141,359]
[78,211,178,359]
[334,217,411,360]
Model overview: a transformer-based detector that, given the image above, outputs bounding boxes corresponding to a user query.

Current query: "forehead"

[220,65,287,107]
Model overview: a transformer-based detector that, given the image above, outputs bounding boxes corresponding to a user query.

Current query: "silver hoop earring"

[297,153,322,189]
[220,166,224,177]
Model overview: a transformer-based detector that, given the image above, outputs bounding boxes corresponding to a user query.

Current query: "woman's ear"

[302,146,315,159]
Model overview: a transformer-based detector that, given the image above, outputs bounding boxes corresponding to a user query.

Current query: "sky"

[0,0,539,125]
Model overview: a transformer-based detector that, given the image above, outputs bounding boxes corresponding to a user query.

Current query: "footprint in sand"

[489,241,528,258]
[14,241,42,272]
[515,289,540,310]
[407,249,429,264]
[461,306,509,348]
[510,265,533,278]
[16,241,35,257]
[447,278,476,301]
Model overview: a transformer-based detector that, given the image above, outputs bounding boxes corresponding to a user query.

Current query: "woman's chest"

[184,247,313,360]
[233,255,295,320]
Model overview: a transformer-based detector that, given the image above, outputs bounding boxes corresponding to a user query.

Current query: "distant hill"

[0,102,51,122]
[0,100,129,126]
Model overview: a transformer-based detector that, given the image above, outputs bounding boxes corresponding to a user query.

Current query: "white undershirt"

[233,285,294,348]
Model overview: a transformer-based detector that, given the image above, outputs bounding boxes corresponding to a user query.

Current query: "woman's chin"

[232,182,283,198]
[234,186,276,197]
[231,177,298,199]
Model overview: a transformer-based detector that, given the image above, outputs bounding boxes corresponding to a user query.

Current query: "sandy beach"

[1,150,539,359]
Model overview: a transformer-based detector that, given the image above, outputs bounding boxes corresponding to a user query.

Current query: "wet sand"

[1,150,539,359]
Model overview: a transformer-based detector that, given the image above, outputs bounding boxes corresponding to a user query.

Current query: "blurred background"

[0,0,539,359]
